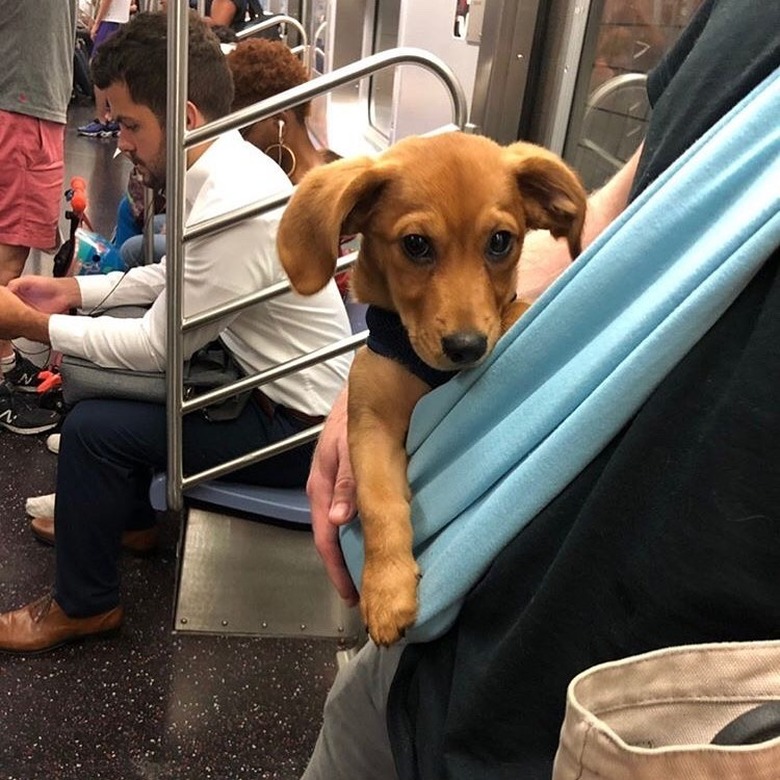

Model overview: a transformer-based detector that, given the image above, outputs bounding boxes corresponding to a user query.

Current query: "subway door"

[526,0,708,191]
[389,0,483,141]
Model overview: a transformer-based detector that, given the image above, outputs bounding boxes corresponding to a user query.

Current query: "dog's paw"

[360,557,421,646]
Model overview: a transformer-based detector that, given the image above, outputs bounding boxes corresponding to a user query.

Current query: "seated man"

[0,11,351,655]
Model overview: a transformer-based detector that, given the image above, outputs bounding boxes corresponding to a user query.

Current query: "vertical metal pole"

[142,187,156,265]
[165,0,188,512]
[547,0,593,155]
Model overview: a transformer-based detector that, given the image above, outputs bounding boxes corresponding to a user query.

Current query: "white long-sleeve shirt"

[49,131,352,416]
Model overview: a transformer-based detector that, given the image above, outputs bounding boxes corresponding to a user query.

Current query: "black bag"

[72,31,93,101]
[59,340,251,422]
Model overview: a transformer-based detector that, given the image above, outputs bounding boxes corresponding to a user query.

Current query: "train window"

[453,0,470,38]
[566,0,707,190]
[368,0,400,140]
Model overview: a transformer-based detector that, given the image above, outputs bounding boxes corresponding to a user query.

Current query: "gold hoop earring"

[264,119,297,178]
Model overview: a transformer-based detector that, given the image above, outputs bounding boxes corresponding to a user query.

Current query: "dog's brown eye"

[402,234,434,264]
[486,231,514,261]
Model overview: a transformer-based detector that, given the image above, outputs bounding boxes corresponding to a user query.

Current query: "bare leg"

[0,243,30,364]
[94,85,110,124]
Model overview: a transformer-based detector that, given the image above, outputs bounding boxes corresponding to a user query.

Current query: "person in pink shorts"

[0,1,76,434]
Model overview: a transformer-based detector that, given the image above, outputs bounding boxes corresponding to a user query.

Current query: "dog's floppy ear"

[277,156,387,295]
[506,141,587,258]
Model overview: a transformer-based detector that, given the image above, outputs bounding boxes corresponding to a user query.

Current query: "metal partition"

[164,4,468,511]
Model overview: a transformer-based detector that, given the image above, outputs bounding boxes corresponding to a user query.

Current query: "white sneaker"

[46,433,61,454]
[25,492,56,519]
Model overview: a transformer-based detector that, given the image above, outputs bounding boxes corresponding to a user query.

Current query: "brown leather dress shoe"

[30,516,159,556]
[0,593,123,654]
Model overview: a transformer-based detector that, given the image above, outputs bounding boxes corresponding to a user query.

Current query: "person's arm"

[90,0,109,38]
[307,386,360,606]
[203,0,240,26]
[0,287,53,344]
[5,271,169,368]
[37,262,168,370]
[8,275,83,315]
[517,143,643,302]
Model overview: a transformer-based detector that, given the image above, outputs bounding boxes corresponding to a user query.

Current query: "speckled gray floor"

[0,102,339,780]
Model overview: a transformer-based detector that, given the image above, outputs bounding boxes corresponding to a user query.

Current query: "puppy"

[277,132,586,645]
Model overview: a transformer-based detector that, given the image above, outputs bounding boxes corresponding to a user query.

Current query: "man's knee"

[61,398,167,467]
[60,399,132,450]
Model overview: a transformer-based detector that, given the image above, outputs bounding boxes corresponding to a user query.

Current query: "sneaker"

[25,493,56,519]
[77,119,113,138]
[3,350,44,393]
[0,383,60,435]
[104,120,120,137]
[46,433,61,454]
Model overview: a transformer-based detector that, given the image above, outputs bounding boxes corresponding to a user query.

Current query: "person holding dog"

[0,11,351,655]
[300,0,780,777]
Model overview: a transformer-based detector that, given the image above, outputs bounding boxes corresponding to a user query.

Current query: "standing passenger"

[0,1,75,434]
[77,0,133,137]
[0,11,351,655]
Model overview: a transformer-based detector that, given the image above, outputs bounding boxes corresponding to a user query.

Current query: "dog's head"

[277,132,586,370]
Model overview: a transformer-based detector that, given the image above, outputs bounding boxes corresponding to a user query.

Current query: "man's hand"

[307,387,360,606]
[8,275,81,314]
[0,287,50,344]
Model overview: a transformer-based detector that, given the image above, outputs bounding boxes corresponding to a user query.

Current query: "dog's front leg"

[348,348,430,646]
[501,299,531,333]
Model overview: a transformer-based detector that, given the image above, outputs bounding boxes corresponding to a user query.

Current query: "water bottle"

[72,228,127,275]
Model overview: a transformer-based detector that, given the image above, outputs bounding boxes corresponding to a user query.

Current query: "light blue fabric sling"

[341,67,780,643]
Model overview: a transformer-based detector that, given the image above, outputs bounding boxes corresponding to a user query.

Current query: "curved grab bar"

[186,46,468,148]
[236,13,307,48]
[313,19,327,43]
[584,72,648,118]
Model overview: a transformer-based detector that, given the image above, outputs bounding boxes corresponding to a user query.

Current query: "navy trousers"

[53,395,315,617]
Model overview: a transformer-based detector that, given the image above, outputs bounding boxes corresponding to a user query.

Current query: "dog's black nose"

[441,332,488,365]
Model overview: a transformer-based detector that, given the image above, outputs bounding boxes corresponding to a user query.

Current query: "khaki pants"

[302,641,403,780]
[554,641,780,780]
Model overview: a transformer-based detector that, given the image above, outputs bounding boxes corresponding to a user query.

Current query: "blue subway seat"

[148,473,312,525]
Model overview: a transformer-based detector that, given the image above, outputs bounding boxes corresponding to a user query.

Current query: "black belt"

[253,388,325,427]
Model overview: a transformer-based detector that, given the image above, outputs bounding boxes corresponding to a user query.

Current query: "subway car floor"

[0,101,338,780]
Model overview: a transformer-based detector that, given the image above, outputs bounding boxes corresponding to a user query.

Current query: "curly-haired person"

[227,38,339,185]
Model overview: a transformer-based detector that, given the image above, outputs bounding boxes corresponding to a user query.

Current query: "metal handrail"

[236,13,307,47]
[164,15,468,510]
[313,19,327,44]
[185,47,468,147]
[310,19,327,73]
